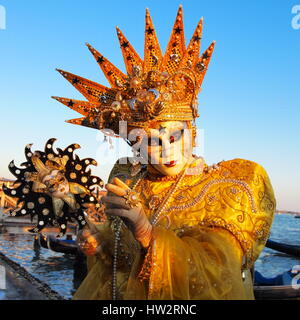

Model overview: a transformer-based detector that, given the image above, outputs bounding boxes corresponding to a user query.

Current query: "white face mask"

[136,121,194,176]
[42,170,70,198]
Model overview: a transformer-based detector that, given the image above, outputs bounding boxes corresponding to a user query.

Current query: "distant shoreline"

[276,210,300,216]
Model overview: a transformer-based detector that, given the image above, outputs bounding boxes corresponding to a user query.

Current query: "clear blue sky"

[0,0,299,211]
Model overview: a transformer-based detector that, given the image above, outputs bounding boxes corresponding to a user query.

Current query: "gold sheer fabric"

[73,157,276,300]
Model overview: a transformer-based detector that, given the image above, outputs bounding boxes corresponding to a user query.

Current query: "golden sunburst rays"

[64,117,88,127]
[86,42,127,88]
[55,68,115,103]
[194,41,215,93]
[53,5,215,130]
[51,97,100,117]
[179,17,203,69]
[144,8,162,73]
[160,5,185,75]
[53,69,117,126]
[116,26,143,75]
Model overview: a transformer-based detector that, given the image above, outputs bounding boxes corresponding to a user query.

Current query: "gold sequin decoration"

[70,172,77,179]
[38,197,46,204]
[81,177,88,183]
[23,188,30,194]
[75,164,82,171]
[27,202,35,209]
[42,209,49,215]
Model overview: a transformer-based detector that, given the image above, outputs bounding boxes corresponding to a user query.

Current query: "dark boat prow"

[254,269,300,300]
[38,234,79,255]
[254,284,300,300]
[266,239,300,258]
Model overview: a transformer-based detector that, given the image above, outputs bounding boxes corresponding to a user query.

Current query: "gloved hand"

[102,177,152,248]
[76,215,108,260]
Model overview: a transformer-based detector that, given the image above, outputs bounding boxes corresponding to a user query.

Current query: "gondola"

[254,285,300,300]
[37,234,78,255]
[266,239,300,258]
[254,270,300,300]
[255,239,300,299]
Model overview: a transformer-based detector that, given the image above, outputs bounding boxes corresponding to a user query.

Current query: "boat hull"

[254,285,300,300]
[38,234,78,255]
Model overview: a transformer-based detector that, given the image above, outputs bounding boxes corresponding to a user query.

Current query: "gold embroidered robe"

[73,157,276,300]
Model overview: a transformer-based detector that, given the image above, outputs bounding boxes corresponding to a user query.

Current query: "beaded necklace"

[111,166,187,299]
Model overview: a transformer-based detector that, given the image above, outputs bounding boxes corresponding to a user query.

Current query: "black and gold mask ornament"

[3,138,104,236]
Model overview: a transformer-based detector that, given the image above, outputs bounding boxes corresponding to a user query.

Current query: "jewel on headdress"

[128,99,137,110]
[111,101,121,111]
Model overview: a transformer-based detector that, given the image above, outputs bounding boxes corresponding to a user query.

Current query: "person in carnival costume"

[51,6,276,300]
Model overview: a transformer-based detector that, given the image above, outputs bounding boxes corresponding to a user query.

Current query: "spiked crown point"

[53,6,215,135]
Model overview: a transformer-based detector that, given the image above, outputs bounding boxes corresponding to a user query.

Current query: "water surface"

[0,213,299,299]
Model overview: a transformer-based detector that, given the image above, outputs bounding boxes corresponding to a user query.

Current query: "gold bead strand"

[151,167,187,226]
[111,170,146,300]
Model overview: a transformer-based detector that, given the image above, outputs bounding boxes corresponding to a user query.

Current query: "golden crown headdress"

[52,6,215,136]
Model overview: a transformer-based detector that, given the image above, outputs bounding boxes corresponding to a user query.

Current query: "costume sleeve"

[247,162,276,264]
[130,160,276,300]
[133,225,249,300]
[216,159,276,268]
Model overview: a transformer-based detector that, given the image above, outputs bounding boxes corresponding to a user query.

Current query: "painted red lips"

[164,160,177,167]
